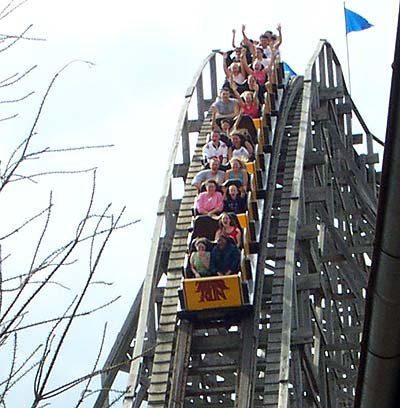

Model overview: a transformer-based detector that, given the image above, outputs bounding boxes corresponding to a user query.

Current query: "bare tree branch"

[74,323,108,408]
[0,0,29,21]
[31,343,157,403]
[0,59,95,194]
[0,190,72,333]
[0,90,34,104]
[2,333,17,398]
[2,296,120,335]
[33,196,124,404]
[0,65,37,88]
[1,279,71,293]
[0,245,3,316]
[42,144,114,153]
[0,204,52,241]
[10,167,98,184]
[0,24,34,53]
[0,10,137,406]
[0,343,42,397]
[0,113,18,122]
[0,33,45,41]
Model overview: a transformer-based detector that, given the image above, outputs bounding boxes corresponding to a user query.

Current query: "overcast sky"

[1,0,398,406]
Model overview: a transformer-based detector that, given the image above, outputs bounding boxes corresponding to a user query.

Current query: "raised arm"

[210,105,222,132]
[249,47,258,64]
[230,79,244,108]
[263,48,277,74]
[231,28,237,49]
[274,23,282,50]
[240,48,253,76]
[223,52,231,79]
[232,98,240,118]
[253,87,260,108]
[241,24,251,47]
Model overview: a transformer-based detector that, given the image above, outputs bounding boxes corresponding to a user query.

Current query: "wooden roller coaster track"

[94,40,380,408]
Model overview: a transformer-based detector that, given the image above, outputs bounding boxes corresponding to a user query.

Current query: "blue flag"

[345,8,373,34]
[283,62,297,77]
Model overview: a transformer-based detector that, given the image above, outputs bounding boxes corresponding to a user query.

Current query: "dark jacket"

[210,239,241,275]
[223,195,247,214]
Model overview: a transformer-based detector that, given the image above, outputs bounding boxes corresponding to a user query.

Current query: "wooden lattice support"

[94,41,379,408]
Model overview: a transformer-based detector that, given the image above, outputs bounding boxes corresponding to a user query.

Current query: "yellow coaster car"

[178,273,252,321]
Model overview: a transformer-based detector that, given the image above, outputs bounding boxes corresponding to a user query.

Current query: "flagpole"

[344,1,352,94]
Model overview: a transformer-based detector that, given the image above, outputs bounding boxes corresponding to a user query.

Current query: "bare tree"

[0,2,137,406]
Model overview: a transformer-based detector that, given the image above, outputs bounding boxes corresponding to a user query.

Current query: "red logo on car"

[196,279,229,302]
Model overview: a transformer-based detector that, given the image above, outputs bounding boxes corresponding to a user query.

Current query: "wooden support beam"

[188,119,204,133]
[319,87,344,100]
[305,187,327,203]
[237,316,257,408]
[304,151,328,168]
[359,153,380,165]
[336,100,352,115]
[297,224,319,240]
[291,328,314,345]
[173,163,189,179]
[296,274,320,291]
[191,334,241,353]
[352,133,363,145]
[313,105,329,121]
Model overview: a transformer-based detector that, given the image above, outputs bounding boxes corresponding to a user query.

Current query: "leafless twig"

[0,0,29,22]
[0,113,18,122]
[2,296,120,335]
[0,24,35,53]
[74,323,108,408]
[0,90,34,104]
[0,59,95,194]
[0,204,52,241]
[0,65,37,88]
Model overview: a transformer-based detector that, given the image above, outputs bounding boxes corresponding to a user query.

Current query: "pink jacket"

[196,191,224,214]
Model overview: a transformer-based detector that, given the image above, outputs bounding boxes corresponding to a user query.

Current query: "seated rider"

[210,235,241,276]
[222,56,248,95]
[223,184,247,214]
[224,157,249,196]
[214,212,242,247]
[228,133,254,162]
[191,157,226,191]
[219,119,233,146]
[212,87,240,127]
[195,179,224,216]
[202,129,228,166]
[189,237,211,278]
